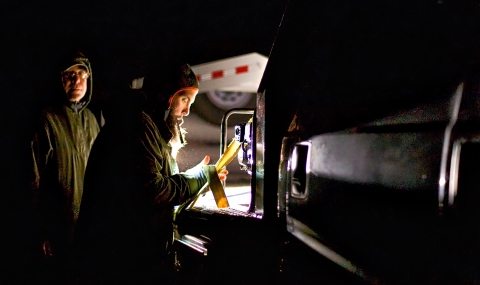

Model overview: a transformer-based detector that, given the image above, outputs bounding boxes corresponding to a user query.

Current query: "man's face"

[168,88,198,123]
[165,88,198,153]
[61,65,89,102]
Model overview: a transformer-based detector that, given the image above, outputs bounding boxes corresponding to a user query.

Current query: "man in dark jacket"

[74,61,227,284]
[29,51,100,283]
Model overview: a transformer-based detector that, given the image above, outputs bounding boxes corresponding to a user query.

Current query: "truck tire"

[191,90,256,126]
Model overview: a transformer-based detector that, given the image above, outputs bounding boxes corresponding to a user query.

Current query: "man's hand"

[217,168,229,181]
[200,155,210,165]
[198,155,228,181]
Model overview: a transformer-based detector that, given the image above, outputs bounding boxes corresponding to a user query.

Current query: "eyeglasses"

[62,69,90,80]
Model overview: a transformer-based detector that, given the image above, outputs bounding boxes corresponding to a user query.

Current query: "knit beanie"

[141,62,199,109]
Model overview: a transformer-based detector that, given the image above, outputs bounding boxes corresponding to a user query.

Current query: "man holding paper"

[73,60,228,284]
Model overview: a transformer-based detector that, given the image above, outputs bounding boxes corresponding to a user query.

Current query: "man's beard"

[165,111,187,151]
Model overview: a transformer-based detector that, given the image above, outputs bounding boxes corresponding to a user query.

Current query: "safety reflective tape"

[196,64,258,82]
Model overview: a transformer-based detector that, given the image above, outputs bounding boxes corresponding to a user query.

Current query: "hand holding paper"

[189,139,242,208]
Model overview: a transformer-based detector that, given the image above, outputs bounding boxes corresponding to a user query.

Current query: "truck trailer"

[190,52,268,126]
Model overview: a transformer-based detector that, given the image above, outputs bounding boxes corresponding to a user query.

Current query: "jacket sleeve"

[138,116,207,206]
[30,119,54,191]
[29,116,55,249]
[181,164,208,196]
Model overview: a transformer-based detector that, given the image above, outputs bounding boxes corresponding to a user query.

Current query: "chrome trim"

[438,82,464,210]
[448,140,463,206]
[290,141,311,199]
[174,234,209,256]
[288,216,367,279]
[220,108,255,156]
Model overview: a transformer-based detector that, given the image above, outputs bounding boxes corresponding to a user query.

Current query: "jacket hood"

[61,51,93,110]
[102,85,174,142]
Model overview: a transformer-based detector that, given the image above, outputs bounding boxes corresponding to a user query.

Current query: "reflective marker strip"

[235,64,249,73]
[212,70,224,79]
[196,64,253,82]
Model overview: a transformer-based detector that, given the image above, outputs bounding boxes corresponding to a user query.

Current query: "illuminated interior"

[186,109,261,218]
[190,185,251,212]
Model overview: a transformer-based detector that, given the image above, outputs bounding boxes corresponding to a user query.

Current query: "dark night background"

[0,0,287,186]
[0,0,287,115]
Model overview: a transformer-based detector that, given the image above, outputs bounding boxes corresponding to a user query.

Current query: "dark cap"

[62,51,91,74]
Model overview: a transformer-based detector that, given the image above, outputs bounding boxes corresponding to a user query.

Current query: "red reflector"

[236,65,248,74]
[196,75,201,81]
[212,70,224,78]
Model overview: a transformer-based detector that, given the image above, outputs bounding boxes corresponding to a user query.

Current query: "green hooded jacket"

[73,68,206,283]
[30,53,100,257]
